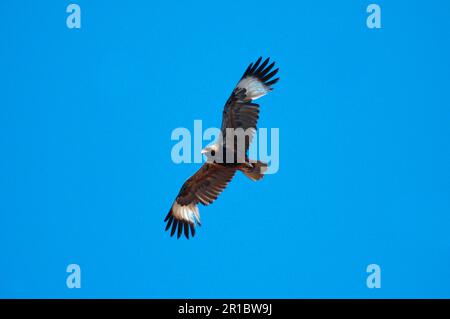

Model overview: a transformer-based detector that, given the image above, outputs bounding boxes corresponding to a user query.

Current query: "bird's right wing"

[220,57,279,151]
[164,163,237,239]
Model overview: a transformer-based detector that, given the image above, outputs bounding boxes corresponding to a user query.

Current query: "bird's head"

[201,144,220,161]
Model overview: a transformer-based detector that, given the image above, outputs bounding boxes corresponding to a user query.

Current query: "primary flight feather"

[164,57,280,239]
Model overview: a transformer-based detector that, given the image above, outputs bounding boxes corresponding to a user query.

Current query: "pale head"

[201,143,220,160]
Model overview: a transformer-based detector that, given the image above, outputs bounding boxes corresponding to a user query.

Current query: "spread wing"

[164,163,237,239]
[220,57,279,151]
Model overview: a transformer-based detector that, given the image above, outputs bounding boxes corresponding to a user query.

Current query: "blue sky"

[1,1,449,298]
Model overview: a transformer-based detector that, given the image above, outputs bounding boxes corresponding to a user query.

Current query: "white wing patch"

[172,201,201,224]
[237,76,270,100]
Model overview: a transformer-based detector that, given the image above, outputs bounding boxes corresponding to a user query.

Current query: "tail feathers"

[240,161,268,181]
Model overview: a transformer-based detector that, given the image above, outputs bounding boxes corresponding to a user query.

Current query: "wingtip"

[266,77,280,86]
[165,214,199,240]
[170,220,178,237]
[177,221,183,238]
[243,57,280,88]
[184,223,190,239]
[164,211,171,222]
[165,215,174,231]
[190,223,196,237]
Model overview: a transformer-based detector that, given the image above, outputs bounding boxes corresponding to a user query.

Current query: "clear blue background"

[1,0,449,298]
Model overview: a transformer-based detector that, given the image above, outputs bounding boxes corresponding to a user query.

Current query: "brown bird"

[165,57,279,239]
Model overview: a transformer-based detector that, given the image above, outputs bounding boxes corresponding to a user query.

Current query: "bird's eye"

[210,150,216,156]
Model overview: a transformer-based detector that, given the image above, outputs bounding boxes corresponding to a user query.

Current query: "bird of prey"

[164,57,279,239]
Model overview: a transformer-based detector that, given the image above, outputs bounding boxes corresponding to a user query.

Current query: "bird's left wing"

[220,57,279,151]
[164,163,237,239]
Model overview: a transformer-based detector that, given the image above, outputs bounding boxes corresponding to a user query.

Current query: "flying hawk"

[165,57,279,239]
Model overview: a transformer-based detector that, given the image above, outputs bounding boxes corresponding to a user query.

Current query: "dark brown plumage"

[165,57,279,239]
